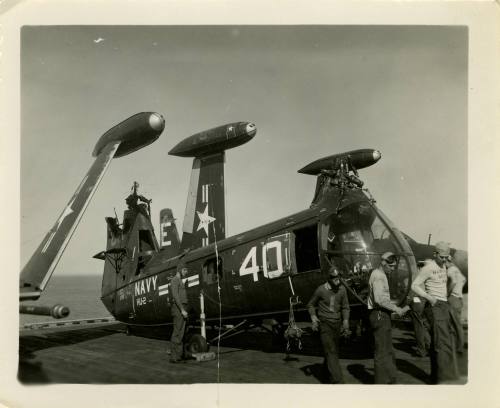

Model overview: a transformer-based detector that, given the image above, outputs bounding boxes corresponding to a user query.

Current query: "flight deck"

[19,320,468,384]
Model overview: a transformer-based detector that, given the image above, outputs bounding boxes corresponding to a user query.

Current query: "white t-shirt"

[413,259,448,302]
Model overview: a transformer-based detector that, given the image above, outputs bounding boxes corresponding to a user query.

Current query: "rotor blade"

[20,141,121,300]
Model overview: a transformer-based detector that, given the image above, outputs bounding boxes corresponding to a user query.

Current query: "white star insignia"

[42,198,75,253]
[53,175,89,232]
[196,204,216,236]
[55,199,75,231]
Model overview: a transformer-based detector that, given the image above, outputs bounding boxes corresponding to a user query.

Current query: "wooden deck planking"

[19,322,467,384]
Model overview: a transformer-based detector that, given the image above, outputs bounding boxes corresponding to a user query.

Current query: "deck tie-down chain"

[284,295,303,352]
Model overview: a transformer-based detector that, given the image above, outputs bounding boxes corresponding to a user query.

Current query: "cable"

[208,190,222,400]
[214,228,221,386]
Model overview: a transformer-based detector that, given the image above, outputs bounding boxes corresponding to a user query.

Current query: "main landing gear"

[184,333,209,356]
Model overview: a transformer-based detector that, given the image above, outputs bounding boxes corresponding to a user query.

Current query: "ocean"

[20,274,112,326]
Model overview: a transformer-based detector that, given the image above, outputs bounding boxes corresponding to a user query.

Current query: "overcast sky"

[21,25,467,276]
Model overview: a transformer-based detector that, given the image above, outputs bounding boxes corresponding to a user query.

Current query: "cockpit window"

[320,201,413,304]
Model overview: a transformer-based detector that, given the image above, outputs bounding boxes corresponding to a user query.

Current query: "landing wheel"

[125,325,131,336]
[185,334,209,356]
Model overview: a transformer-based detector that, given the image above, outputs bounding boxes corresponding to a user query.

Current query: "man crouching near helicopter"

[307,267,350,384]
[368,252,410,384]
[169,261,189,363]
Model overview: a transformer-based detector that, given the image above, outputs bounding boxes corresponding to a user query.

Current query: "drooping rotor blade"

[20,112,165,301]
[20,142,120,301]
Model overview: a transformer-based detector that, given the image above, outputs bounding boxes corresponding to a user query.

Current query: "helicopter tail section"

[159,208,181,257]
[179,153,226,251]
[168,122,256,251]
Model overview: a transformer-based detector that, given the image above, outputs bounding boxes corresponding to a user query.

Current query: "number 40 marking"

[239,241,283,282]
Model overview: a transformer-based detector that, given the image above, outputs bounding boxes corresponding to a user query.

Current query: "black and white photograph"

[1,1,499,407]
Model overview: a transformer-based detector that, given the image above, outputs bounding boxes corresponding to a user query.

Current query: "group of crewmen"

[307,241,467,384]
[166,242,466,383]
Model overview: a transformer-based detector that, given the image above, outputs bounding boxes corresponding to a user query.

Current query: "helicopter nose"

[245,122,257,137]
[149,113,165,132]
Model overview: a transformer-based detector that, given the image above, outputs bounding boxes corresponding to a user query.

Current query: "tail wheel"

[185,334,209,356]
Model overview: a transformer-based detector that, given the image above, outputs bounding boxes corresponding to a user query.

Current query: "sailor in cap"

[411,241,459,383]
[307,266,350,383]
[367,252,410,384]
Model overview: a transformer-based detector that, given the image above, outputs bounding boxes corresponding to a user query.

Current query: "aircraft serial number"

[136,296,147,306]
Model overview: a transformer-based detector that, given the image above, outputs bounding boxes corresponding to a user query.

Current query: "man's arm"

[341,287,350,330]
[447,266,457,297]
[307,288,321,330]
[411,267,435,305]
[307,288,320,320]
[372,277,400,313]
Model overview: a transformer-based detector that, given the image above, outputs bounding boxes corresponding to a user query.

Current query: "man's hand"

[342,319,349,331]
[427,296,437,306]
[341,320,351,337]
[181,310,188,319]
[311,316,320,332]
[396,305,410,317]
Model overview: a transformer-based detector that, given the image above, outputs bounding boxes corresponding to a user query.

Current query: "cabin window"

[139,230,156,252]
[202,257,223,285]
[122,210,134,234]
[134,230,157,275]
[294,224,320,273]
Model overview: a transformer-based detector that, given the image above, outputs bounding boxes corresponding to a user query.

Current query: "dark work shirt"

[170,275,187,309]
[307,283,350,322]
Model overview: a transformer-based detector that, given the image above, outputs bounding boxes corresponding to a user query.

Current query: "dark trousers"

[319,320,344,383]
[424,300,459,383]
[170,305,187,360]
[369,310,397,384]
[410,299,431,356]
[448,296,464,353]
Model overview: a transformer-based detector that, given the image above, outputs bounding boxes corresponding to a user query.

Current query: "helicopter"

[93,121,419,353]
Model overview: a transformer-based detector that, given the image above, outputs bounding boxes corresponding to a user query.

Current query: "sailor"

[307,267,350,384]
[446,255,467,353]
[411,241,459,383]
[125,181,152,215]
[368,252,410,384]
[169,261,189,363]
